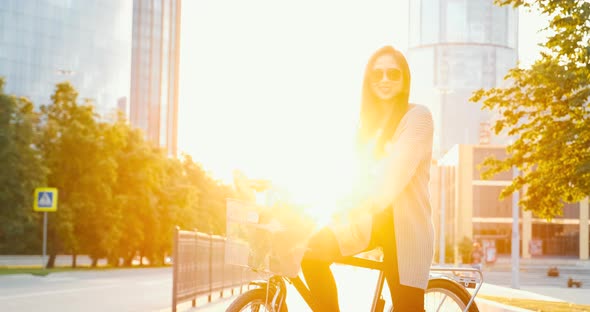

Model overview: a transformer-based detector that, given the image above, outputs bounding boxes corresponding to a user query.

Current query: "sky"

[176,1,547,204]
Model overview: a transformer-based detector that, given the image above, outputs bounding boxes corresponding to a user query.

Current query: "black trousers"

[301,207,424,312]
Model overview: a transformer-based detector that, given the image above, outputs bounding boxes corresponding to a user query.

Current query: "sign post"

[34,187,58,269]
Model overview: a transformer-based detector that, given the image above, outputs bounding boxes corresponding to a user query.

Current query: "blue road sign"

[34,187,58,212]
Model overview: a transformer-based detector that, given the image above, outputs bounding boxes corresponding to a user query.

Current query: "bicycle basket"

[225,198,316,277]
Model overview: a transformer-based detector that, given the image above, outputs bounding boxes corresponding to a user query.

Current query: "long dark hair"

[357,46,411,157]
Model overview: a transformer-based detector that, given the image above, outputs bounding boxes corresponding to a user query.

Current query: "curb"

[476,298,534,312]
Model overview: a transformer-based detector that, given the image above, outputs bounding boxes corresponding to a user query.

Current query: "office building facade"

[407,0,518,157]
[130,0,181,156]
[0,0,132,115]
[432,144,589,262]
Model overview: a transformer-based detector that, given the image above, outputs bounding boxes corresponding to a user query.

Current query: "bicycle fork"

[251,276,288,312]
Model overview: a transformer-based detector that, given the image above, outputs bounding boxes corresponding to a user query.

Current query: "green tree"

[0,78,47,254]
[39,82,119,267]
[183,155,234,235]
[144,155,198,266]
[471,0,590,218]
[132,146,172,266]
[84,114,127,266]
[109,121,164,266]
[135,152,234,265]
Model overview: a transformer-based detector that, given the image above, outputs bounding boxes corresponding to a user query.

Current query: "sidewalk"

[491,255,590,269]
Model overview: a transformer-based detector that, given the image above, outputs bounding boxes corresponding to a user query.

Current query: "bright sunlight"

[177,1,409,223]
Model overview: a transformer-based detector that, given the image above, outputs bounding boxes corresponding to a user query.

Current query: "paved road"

[0,268,172,312]
[2,258,589,311]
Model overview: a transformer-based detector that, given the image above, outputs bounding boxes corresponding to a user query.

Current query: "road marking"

[0,284,118,300]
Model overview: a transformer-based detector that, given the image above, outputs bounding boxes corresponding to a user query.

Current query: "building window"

[473,185,515,218]
[420,0,439,44]
[533,224,579,256]
[445,0,466,42]
[409,0,421,47]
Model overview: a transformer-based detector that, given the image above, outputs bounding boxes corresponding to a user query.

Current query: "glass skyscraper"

[407,0,518,157]
[130,0,181,156]
[0,0,132,115]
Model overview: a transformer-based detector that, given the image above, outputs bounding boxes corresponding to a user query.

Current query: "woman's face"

[369,53,404,101]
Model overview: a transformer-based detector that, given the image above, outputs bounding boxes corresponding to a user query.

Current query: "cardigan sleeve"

[366,105,434,212]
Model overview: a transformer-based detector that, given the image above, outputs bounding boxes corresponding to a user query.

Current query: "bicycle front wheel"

[226,288,288,312]
[424,278,479,312]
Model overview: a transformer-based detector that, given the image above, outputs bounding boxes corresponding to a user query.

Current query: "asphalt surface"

[0,267,172,312]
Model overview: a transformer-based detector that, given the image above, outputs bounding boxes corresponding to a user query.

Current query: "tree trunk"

[47,253,56,269]
[91,258,98,267]
[72,254,77,268]
[151,255,160,267]
[124,255,133,267]
[107,256,119,267]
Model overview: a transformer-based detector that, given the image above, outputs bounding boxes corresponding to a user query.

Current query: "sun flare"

[235,139,364,229]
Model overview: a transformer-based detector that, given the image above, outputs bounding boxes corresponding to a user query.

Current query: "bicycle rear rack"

[430,266,484,312]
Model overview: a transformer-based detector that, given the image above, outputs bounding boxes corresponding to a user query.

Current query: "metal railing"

[171,227,258,312]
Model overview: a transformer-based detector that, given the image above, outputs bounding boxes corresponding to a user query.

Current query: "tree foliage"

[471,0,590,218]
[39,82,122,267]
[0,78,234,266]
[0,78,47,253]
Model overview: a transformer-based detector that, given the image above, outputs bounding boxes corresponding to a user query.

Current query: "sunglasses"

[370,68,402,82]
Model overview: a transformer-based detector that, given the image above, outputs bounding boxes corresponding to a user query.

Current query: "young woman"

[300,45,435,311]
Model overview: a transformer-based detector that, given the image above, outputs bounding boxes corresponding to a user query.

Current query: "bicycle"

[224,178,482,312]
[225,254,482,312]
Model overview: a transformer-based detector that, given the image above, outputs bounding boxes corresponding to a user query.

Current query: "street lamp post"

[435,87,454,265]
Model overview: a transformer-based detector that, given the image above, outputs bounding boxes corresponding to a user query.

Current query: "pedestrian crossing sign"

[34,187,58,212]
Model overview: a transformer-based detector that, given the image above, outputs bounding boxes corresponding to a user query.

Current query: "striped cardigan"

[330,104,435,289]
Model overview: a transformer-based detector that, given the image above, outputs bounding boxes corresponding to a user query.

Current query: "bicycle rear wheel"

[424,278,479,312]
[226,288,288,312]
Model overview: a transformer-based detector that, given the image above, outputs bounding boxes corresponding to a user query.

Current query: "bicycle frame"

[264,256,391,312]
[257,256,483,312]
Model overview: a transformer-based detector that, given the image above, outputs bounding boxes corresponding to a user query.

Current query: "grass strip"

[479,295,590,312]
